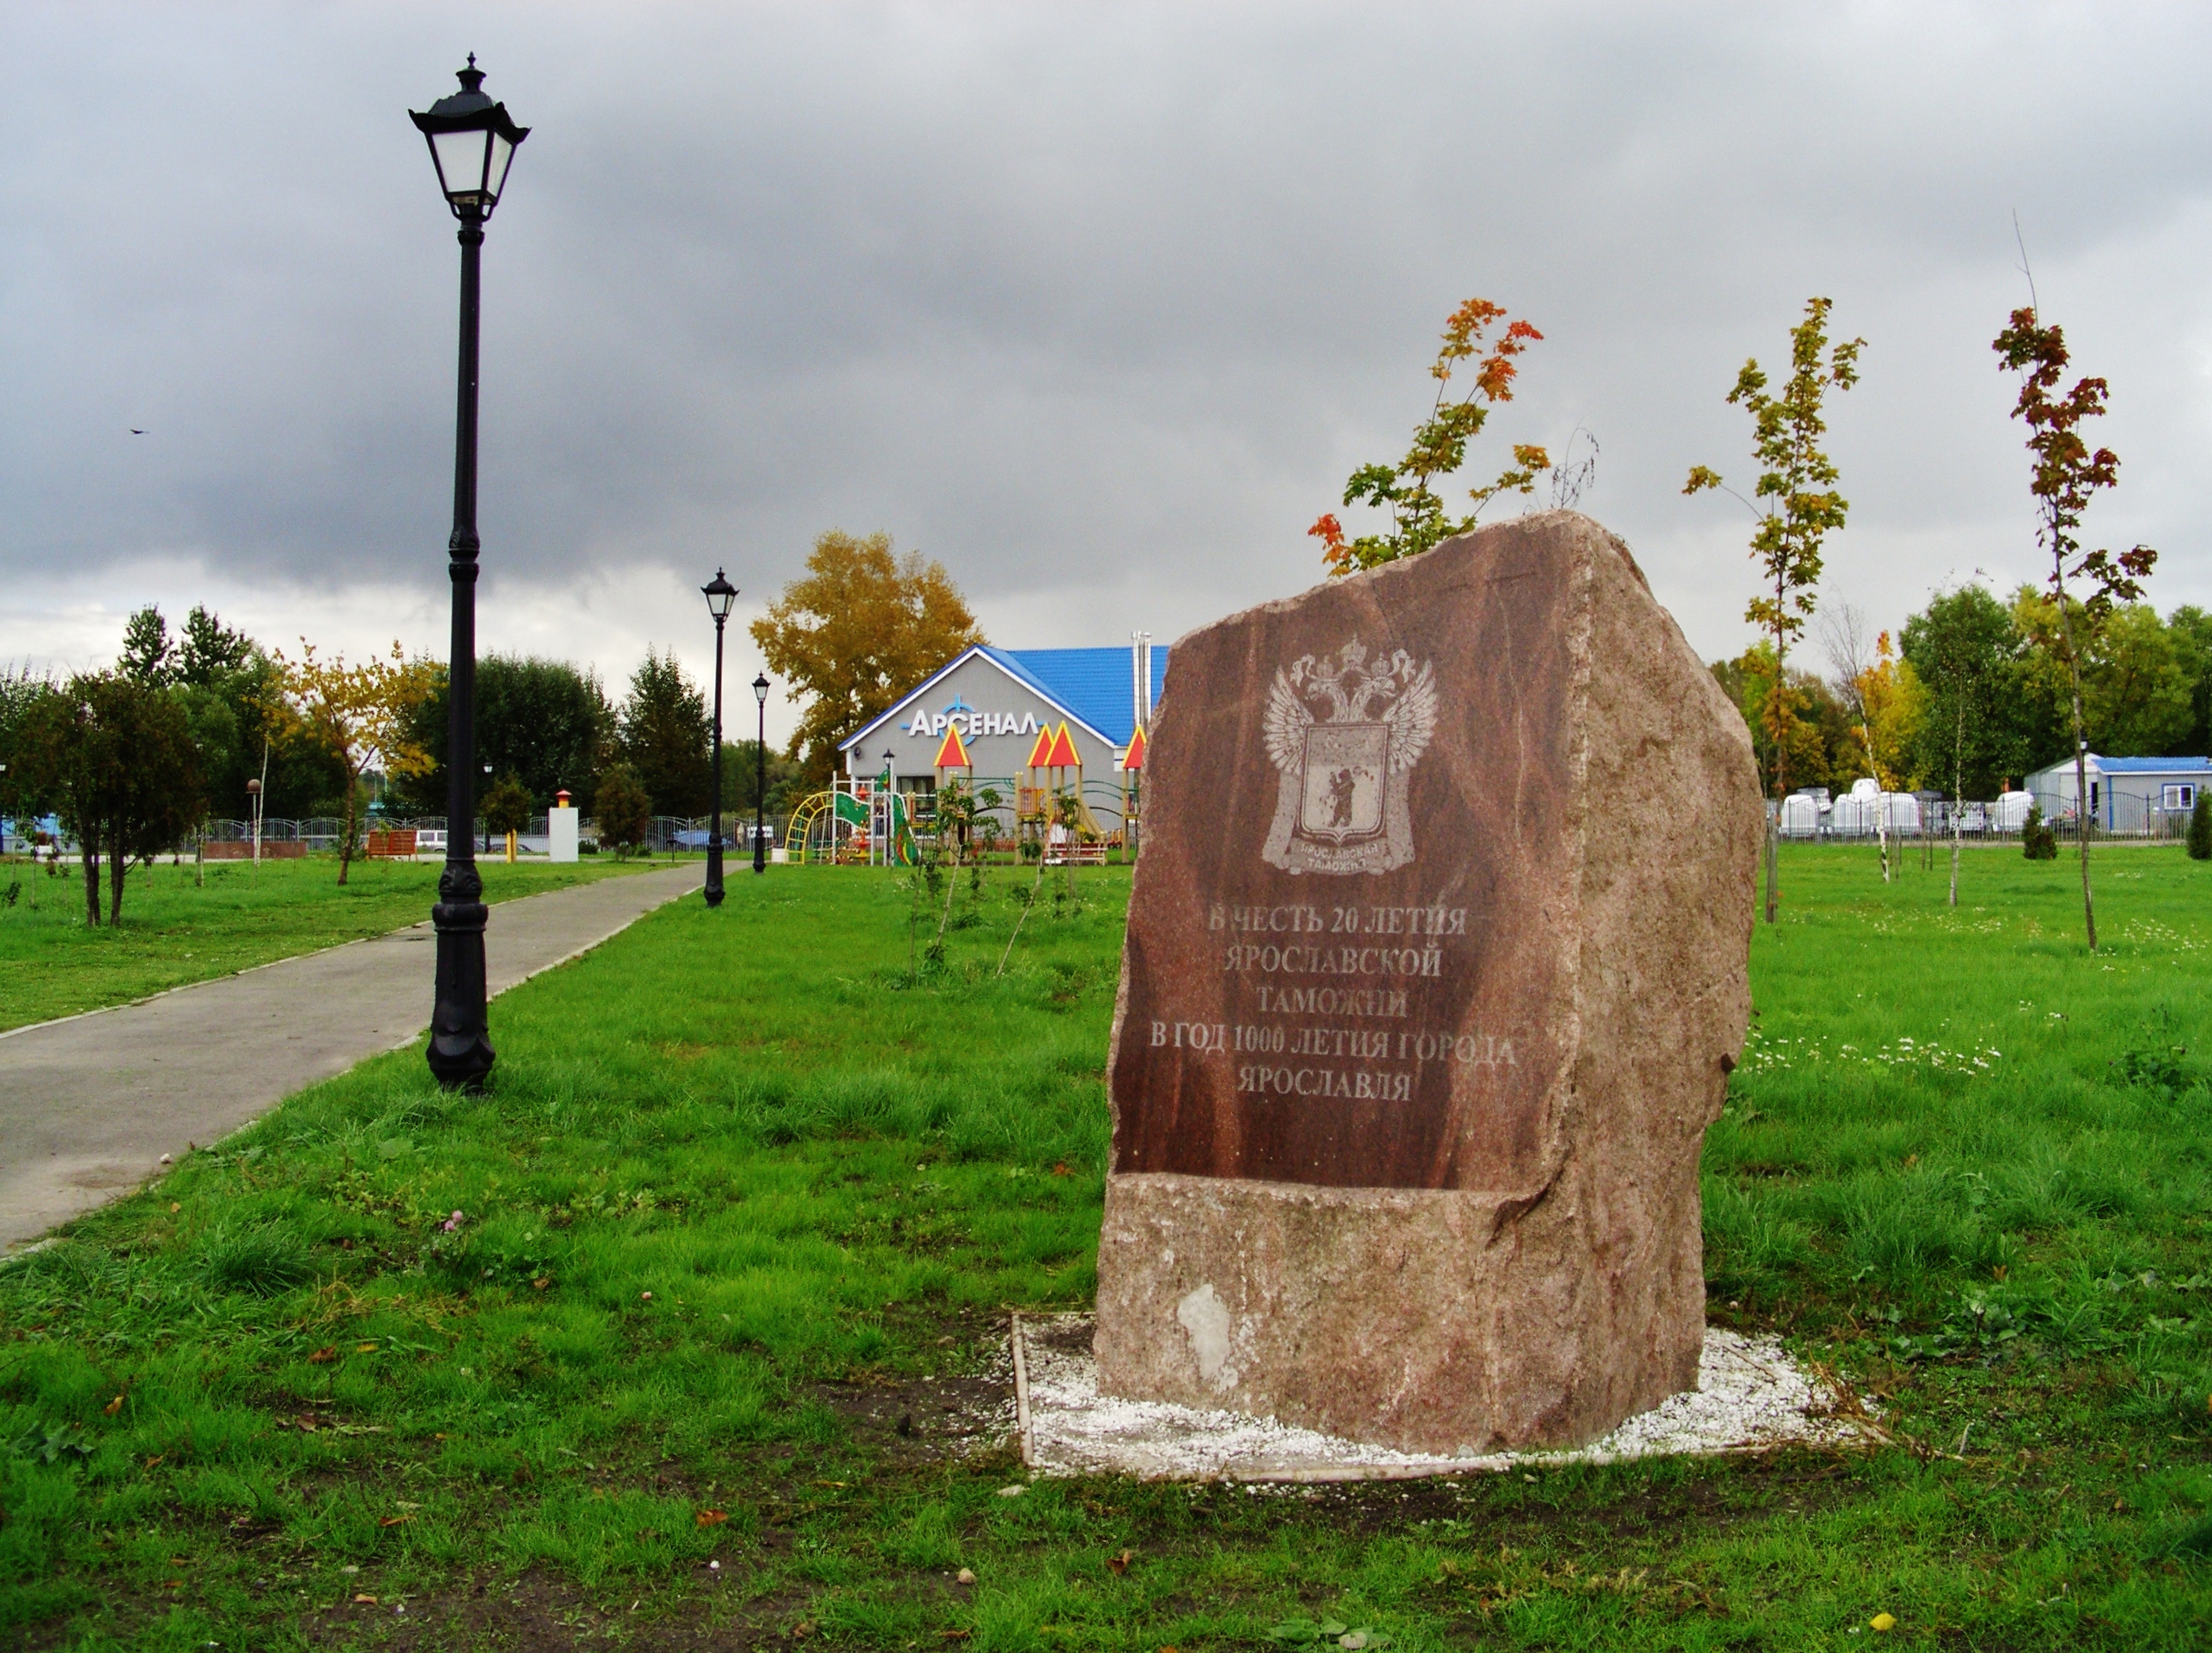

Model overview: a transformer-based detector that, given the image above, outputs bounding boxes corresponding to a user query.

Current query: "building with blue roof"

[838,641,1168,794]
[2024,752,2209,833]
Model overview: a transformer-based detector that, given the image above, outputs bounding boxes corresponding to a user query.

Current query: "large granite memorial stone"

[1094,512,1762,1454]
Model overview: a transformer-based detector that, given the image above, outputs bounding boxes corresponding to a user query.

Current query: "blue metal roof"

[838,642,1169,752]
[986,646,1169,747]
[2089,756,2212,774]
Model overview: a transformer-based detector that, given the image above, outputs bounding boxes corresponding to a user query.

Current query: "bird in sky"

[129,428,144,435]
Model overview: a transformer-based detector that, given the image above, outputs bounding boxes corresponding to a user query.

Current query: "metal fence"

[1776,791,2198,845]
[191,815,787,855]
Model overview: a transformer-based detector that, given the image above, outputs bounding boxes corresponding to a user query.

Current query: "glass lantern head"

[701,569,739,622]
[410,56,530,221]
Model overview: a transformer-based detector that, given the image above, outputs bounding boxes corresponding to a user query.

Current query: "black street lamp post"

[701,570,737,906]
[752,673,769,873]
[411,56,528,1090]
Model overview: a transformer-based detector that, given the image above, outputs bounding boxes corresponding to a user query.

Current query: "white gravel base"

[1014,1313,1877,1483]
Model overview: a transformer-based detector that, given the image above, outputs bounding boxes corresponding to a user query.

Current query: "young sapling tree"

[1992,306,2156,951]
[1687,296,1865,923]
[1821,605,1892,886]
[1310,297,1552,576]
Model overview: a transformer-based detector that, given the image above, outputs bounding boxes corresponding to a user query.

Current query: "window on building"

[2163,784,2196,811]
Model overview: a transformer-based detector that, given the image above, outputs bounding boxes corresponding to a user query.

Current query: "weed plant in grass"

[0,855,646,1032]
[3,849,2211,1650]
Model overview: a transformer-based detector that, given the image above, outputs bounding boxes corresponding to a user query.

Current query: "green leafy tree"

[2189,794,2211,861]
[481,773,533,840]
[2083,604,2193,756]
[1308,298,1551,576]
[395,655,614,817]
[11,673,203,924]
[1900,584,2032,905]
[119,606,174,686]
[1,665,56,821]
[752,530,985,785]
[175,605,257,686]
[112,605,324,826]
[1899,586,2038,802]
[2168,604,2212,757]
[1709,646,1857,799]
[1993,305,2156,950]
[1685,295,1864,923]
[166,608,305,827]
[619,650,713,817]
[593,763,651,859]
[720,739,802,820]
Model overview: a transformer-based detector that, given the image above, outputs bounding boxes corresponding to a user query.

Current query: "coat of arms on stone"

[1260,639,1438,874]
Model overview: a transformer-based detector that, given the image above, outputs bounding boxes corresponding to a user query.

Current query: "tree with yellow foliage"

[1853,631,1924,794]
[267,642,438,884]
[1822,608,1922,884]
[752,530,984,785]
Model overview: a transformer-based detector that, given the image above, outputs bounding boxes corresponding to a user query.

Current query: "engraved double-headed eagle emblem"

[1260,639,1438,875]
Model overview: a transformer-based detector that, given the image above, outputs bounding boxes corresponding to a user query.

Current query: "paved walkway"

[0,864,704,1251]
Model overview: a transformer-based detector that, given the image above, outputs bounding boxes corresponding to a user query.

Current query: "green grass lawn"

[3,846,2210,1649]
[0,853,656,1034]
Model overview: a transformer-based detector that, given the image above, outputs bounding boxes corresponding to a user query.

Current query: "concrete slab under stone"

[0,864,703,1249]
[1018,1314,1873,1482]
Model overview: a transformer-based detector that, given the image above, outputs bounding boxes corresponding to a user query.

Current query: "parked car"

[415,828,448,853]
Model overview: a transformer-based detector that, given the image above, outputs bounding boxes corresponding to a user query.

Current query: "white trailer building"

[2023,754,2209,834]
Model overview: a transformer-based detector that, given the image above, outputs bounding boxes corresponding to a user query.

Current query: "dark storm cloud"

[3,1,2209,673]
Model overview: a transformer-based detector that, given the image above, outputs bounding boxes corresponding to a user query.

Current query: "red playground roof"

[932,724,972,770]
[1122,725,1147,771]
[1043,721,1082,768]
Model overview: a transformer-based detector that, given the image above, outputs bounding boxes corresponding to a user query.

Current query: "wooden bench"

[1045,842,1109,866]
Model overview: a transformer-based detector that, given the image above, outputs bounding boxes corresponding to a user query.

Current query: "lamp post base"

[705,838,725,906]
[428,868,495,1090]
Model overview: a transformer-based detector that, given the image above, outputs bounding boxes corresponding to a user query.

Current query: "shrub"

[2189,794,2211,861]
[2023,804,2059,860]
[595,763,651,859]
[482,772,534,839]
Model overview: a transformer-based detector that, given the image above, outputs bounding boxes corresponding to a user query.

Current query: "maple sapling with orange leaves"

[1310,297,1555,576]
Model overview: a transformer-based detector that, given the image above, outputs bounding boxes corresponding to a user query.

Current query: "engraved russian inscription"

[1096,513,1763,1454]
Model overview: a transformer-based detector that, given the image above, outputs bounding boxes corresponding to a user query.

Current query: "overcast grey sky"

[3,2,2207,742]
